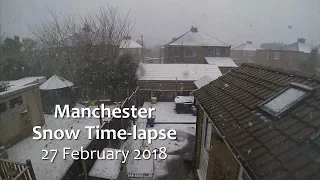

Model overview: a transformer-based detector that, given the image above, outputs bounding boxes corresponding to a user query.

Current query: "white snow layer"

[88,148,123,179]
[39,75,74,90]
[205,57,238,67]
[169,31,229,47]
[137,63,222,81]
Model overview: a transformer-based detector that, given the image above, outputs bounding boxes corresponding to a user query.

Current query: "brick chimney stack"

[298,38,306,44]
[190,26,198,33]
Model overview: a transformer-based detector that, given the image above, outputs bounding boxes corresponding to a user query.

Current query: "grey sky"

[1,0,320,47]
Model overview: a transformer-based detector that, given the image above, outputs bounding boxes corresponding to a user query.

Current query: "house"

[205,57,238,74]
[120,36,143,59]
[194,63,320,180]
[163,26,230,64]
[231,41,260,64]
[255,38,319,72]
[136,63,222,101]
[0,83,45,147]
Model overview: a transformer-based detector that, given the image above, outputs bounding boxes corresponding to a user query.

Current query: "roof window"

[260,82,314,118]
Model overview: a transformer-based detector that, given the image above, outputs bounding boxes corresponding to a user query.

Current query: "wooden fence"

[0,159,36,180]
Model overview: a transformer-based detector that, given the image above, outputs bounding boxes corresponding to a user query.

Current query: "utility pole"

[141,35,144,63]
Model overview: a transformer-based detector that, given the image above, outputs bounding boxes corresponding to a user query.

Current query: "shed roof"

[137,63,222,81]
[167,29,229,47]
[205,57,238,67]
[195,63,320,180]
[194,76,213,89]
[39,75,74,90]
[8,76,46,87]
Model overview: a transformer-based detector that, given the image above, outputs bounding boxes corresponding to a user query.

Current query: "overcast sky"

[1,0,320,47]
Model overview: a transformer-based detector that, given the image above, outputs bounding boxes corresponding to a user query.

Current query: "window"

[204,116,212,151]
[205,47,214,57]
[221,48,229,57]
[266,51,269,59]
[184,48,196,56]
[260,83,314,118]
[215,47,221,56]
[248,51,254,56]
[243,51,246,56]
[9,96,23,109]
[0,102,7,114]
[274,52,280,60]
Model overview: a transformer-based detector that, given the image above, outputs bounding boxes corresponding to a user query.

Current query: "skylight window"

[260,82,314,118]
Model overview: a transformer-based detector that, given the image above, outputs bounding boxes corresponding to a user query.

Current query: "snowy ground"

[6,104,114,180]
[125,102,196,179]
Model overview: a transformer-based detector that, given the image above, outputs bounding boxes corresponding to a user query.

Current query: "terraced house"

[194,63,320,180]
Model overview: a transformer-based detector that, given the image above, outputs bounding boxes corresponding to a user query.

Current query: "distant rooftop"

[120,39,142,49]
[231,41,260,51]
[167,26,229,47]
[137,63,222,81]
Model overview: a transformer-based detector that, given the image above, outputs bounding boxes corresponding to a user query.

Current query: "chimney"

[190,26,198,33]
[247,41,252,44]
[298,38,305,44]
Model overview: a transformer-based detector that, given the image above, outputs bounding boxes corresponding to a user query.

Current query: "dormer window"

[260,82,314,118]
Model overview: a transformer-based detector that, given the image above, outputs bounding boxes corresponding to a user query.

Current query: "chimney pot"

[247,41,252,44]
[190,26,198,32]
[298,38,305,43]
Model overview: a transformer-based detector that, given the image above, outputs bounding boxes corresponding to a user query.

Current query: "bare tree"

[29,4,136,100]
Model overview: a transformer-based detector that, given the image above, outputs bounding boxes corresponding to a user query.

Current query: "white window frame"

[274,52,280,60]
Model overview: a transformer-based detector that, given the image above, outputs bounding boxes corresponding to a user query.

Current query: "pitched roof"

[167,29,229,47]
[120,39,142,49]
[195,63,320,180]
[231,42,260,51]
[39,75,74,90]
[137,63,222,81]
[205,57,238,67]
[282,42,313,53]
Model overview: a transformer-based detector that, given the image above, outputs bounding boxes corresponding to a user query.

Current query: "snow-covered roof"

[283,42,313,53]
[39,75,73,90]
[194,76,213,89]
[137,64,222,81]
[205,57,238,67]
[231,42,260,51]
[0,84,38,97]
[89,148,123,179]
[120,39,142,49]
[8,77,46,87]
[6,104,115,180]
[168,30,229,47]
